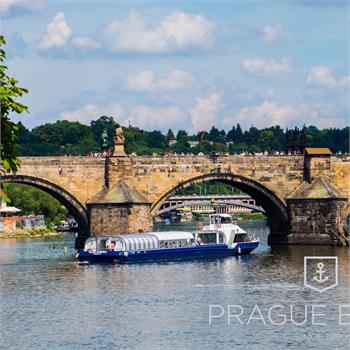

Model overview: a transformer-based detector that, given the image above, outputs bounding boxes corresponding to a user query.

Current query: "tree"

[166,129,175,141]
[90,116,118,149]
[29,120,98,155]
[0,35,28,171]
[236,123,243,142]
[146,130,167,149]
[3,183,68,225]
[176,130,189,142]
[209,126,225,143]
[226,125,236,141]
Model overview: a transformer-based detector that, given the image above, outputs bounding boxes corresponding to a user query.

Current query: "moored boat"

[77,214,259,263]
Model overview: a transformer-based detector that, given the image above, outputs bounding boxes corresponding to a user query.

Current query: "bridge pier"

[86,179,152,237]
[286,177,349,246]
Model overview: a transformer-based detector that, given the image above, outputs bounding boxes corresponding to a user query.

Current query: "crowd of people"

[62,149,347,159]
[87,150,113,157]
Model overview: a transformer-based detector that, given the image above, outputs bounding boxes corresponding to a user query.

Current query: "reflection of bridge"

[158,194,263,215]
[2,153,349,247]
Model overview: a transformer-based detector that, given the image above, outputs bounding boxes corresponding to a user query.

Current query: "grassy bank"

[0,227,64,239]
[232,212,266,220]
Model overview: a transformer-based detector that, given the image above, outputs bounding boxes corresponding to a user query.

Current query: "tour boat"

[77,214,259,263]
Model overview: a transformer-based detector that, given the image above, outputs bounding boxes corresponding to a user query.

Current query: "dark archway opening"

[152,173,289,244]
[1,175,89,238]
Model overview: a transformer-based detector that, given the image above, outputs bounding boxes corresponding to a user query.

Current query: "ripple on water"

[0,226,350,349]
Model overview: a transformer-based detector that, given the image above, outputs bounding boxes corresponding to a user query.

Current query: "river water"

[0,221,349,350]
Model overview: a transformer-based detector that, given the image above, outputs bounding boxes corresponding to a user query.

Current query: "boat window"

[210,216,220,224]
[84,238,97,250]
[110,240,122,250]
[198,233,217,244]
[97,238,107,250]
[221,217,232,224]
[159,239,193,248]
[112,240,123,250]
[233,233,249,243]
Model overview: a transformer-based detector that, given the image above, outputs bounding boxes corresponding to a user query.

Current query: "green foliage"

[176,181,241,196]
[90,116,119,149]
[18,120,99,155]
[176,129,189,142]
[166,129,175,140]
[15,120,349,156]
[123,126,164,154]
[15,121,349,156]
[209,126,226,143]
[3,183,68,225]
[0,35,28,171]
[146,130,167,149]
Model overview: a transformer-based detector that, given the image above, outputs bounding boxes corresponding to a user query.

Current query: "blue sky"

[1,0,349,131]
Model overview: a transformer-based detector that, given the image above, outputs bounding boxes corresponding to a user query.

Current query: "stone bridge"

[1,154,350,248]
[156,200,265,216]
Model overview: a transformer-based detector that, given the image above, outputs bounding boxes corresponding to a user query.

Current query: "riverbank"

[0,227,64,239]
[192,212,266,221]
[232,212,266,220]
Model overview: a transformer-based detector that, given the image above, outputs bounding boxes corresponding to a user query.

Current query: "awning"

[117,233,159,251]
[0,206,21,213]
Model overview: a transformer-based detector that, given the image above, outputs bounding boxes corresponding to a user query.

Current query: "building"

[168,139,177,146]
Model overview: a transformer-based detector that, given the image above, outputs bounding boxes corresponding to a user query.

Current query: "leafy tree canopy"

[0,35,28,171]
[15,121,349,156]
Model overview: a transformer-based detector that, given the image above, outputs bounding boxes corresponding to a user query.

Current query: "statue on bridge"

[113,127,126,156]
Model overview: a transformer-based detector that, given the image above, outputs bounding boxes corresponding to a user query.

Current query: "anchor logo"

[304,257,338,293]
[313,262,329,283]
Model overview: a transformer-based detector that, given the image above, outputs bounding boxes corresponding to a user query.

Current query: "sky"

[1,0,349,132]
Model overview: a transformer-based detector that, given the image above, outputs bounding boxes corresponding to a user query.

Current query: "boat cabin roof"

[209,213,231,218]
[151,231,194,241]
[84,231,194,251]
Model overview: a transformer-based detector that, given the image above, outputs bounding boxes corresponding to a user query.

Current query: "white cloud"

[234,100,346,129]
[127,69,194,92]
[60,102,124,124]
[265,89,275,98]
[306,65,349,88]
[236,101,297,128]
[39,12,72,50]
[126,70,156,92]
[129,105,183,129]
[189,94,222,131]
[158,70,194,90]
[71,36,101,49]
[59,101,183,129]
[0,0,41,15]
[102,10,215,53]
[262,24,282,43]
[241,57,292,75]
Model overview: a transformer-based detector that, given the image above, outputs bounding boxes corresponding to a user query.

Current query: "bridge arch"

[157,200,266,215]
[151,173,289,239]
[1,175,89,233]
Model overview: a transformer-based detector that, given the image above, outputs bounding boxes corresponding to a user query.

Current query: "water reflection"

[0,224,349,349]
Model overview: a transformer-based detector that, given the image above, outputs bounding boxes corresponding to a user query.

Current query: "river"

[0,221,349,350]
